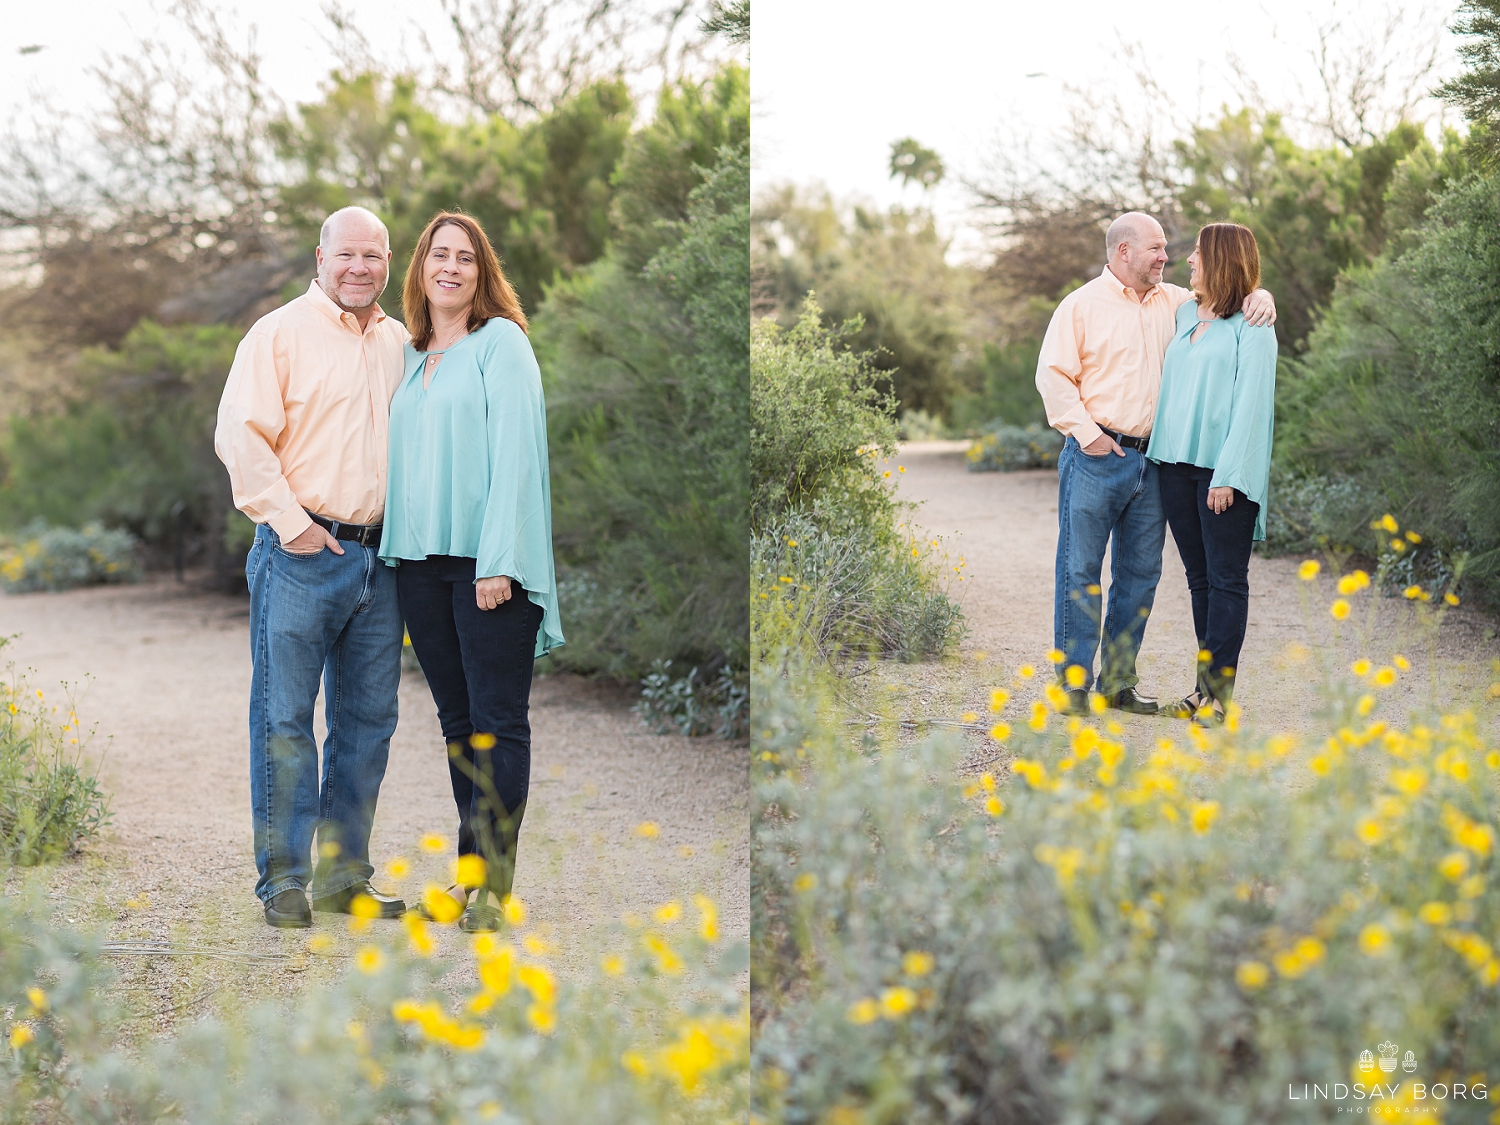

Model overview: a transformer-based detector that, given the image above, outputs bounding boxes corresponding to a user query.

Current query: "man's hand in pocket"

[284,524,343,555]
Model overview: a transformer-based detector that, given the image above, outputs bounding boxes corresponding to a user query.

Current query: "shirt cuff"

[1067,420,1104,449]
[268,508,313,543]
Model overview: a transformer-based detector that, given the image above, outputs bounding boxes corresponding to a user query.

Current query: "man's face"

[316,221,391,312]
[1120,223,1169,290]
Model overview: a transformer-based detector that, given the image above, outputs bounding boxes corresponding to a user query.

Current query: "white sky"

[751,0,1466,255]
[0,0,726,124]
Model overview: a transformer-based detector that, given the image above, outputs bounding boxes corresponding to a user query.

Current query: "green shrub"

[1260,469,1380,557]
[540,113,749,682]
[753,628,1500,1122]
[0,522,140,594]
[752,506,962,664]
[0,881,747,1122]
[948,339,1048,434]
[633,660,749,740]
[0,642,110,865]
[965,423,1062,473]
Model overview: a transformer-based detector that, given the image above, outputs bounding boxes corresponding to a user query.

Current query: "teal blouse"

[378,317,564,658]
[1146,302,1278,540]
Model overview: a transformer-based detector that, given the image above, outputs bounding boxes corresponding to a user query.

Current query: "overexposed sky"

[751,0,1465,250]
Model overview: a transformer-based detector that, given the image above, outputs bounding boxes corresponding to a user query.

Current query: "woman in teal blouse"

[1146,222,1276,723]
[379,211,563,931]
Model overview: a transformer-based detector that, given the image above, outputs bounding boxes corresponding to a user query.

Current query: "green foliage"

[947,339,1048,433]
[751,306,961,664]
[0,884,748,1121]
[750,301,897,525]
[0,522,139,593]
[540,92,749,681]
[889,139,945,191]
[633,660,748,740]
[1175,111,1426,347]
[0,322,240,562]
[752,661,1500,1123]
[1273,171,1500,603]
[274,73,636,315]
[0,644,110,866]
[964,422,1062,473]
[1439,0,1500,165]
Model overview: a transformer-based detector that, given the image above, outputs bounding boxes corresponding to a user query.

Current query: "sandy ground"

[1,578,747,1029]
[874,441,1500,755]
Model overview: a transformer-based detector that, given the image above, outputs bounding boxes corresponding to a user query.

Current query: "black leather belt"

[306,511,383,548]
[1100,425,1149,452]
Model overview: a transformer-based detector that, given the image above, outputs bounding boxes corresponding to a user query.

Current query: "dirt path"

[879,441,1500,749]
[1,579,747,1028]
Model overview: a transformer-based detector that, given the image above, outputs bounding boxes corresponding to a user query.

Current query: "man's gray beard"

[332,284,382,309]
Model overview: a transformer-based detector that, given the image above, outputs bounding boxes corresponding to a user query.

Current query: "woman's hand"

[476,575,512,610]
[1207,487,1236,514]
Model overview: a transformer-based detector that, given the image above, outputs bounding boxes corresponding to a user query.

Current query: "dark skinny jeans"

[396,555,543,900]
[1157,463,1260,703]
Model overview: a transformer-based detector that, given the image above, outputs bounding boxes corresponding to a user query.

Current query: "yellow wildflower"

[1444,593,1460,606]
[846,998,879,1025]
[1373,666,1396,687]
[522,935,554,957]
[1046,648,1064,664]
[1403,585,1424,600]
[383,857,411,881]
[355,945,384,974]
[961,711,978,723]
[1298,560,1320,580]
[25,988,47,1013]
[985,796,1005,817]
[1330,599,1350,620]
[903,951,935,977]
[879,987,917,1018]
[1064,665,1086,688]
[654,901,682,924]
[9,1025,34,1049]
[602,954,626,976]
[478,946,515,994]
[1018,664,1035,679]
[1358,924,1392,957]
[635,821,660,838]
[693,894,720,942]
[1418,902,1453,926]
[526,1004,556,1035]
[621,1049,651,1076]
[421,884,463,924]
[503,895,528,926]
[1355,818,1384,846]
[420,833,448,854]
[1235,961,1270,990]
[1190,800,1220,835]
[1439,852,1471,882]
[453,854,487,887]
[1379,513,1399,533]
[989,723,1011,741]
[1351,659,1372,677]
[793,872,817,893]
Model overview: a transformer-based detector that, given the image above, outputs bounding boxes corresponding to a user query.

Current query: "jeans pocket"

[275,544,326,560]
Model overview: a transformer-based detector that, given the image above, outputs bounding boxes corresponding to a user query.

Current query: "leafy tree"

[889,139,945,191]
[1437,0,1500,164]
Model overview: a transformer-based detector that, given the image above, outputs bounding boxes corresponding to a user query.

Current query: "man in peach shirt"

[215,206,410,928]
[1036,212,1274,714]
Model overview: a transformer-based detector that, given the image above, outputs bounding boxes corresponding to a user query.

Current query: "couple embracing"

[215,206,564,931]
[1038,212,1278,724]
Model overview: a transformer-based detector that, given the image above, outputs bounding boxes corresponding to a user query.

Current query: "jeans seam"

[256,551,279,902]
[322,635,344,827]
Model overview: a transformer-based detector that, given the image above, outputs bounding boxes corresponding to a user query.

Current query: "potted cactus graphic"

[1403,1051,1418,1074]
[1378,1042,1399,1073]
[1359,1049,1375,1074]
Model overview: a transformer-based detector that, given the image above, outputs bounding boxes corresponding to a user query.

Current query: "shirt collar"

[306,278,389,334]
[1101,264,1164,304]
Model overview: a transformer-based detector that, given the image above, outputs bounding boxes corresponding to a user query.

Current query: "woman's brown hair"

[1194,222,1261,319]
[402,211,528,348]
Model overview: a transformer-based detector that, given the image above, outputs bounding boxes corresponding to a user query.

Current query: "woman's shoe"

[459,889,502,933]
[1164,690,1219,722]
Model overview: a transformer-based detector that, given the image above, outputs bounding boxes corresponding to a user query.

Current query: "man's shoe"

[264,888,312,929]
[311,881,406,919]
[1063,689,1090,715]
[1105,687,1159,715]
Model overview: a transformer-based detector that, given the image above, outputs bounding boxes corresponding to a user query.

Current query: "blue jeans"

[1053,436,1167,694]
[246,523,403,904]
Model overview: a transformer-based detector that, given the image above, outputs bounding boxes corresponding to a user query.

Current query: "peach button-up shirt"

[1035,265,1195,447]
[215,280,408,543]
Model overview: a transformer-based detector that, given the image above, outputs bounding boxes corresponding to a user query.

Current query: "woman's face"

[1188,241,1201,287]
[423,224,479,319]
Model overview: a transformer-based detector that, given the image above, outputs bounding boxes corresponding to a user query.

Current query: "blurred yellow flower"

[1235,961,1269,990]
[1373,667,1396,687]
[355,946,384,974]
[518,963,556,1006]
[1297,560,1320,580]
[1403,585,1423,600]
[847,998,879,1025]
[383,857,411,881]
[793,873,817,893]
[1018,664,1035,679]
[985,796,1005,817]
[453,854,487,887]
[634,821,660,838]
[961,711,978,723]
[306,933,334,953]
[1379,513,1398,533]
[1389,767,1427,795]
[25,988,47,1013]
[469,732,497,750]
[1351,659,1372,677]
[421,884,463,924]
[989,688,1010,711]
[1329,599,1351,620]
[9,1025,34,1049]
[1439,852,1471,881]
[693,894,720,942]
[522,935,554,957]
[1064,665,1086,688]
[1405,530,1422,543]
[602,954,626,976]
[349,894,382,921]
[989,723,1011,742]
[903,951,935,977]
[879,987,917,1018]
[478,947,515,995]
[1418,901,1453,926]
[1190,801,1220,835]
[1046,649,1064,664]
[1358,923,1392,956]
[1356,817,1386,846]
[1444,592,1460,606]
[420,834,448,854]
[620,1049,650,1076]
[502,895,528,926]
[654,901,682,924]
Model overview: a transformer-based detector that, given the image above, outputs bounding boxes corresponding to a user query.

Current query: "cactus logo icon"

[1378,1042,1400,1073]
[1403,1050,1419,1074]
[1358,1049,1375,1075]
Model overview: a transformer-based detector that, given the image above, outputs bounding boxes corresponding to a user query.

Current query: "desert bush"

[633,660,749,740]
[0,643,110,865]
[752,506,963,665]
[0,522,139,594]
[753,600,1500,1123]
[1,878,747,1122]
[965,423,1063,473]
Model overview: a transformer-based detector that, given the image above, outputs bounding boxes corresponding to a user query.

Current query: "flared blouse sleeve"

[1208,321,1278,541]
[475,320,565,657]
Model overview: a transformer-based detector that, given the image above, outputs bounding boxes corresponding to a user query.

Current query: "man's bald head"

[320,206,389,251]
[315,206,392,322]
[1104,211,1169,295]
